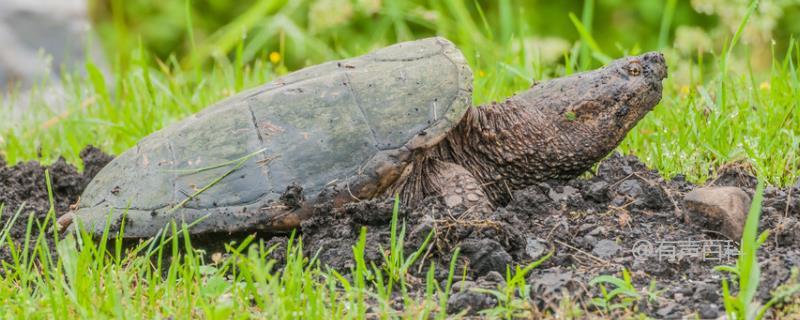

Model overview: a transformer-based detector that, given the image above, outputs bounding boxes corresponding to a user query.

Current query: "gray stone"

[592,239,622,258]
[611,195,627,207]
[692,282,719,301]
[581,235,598,247]
[586,181,610,202]
[617,179,643,198]
[684,187,750,240]
[446,290,497,316]
[480,271,505,284]
[588,226,604,236]
[525,238,547,259]
[656,302,679,318]
[450,280,476,292]
[548,185,579,202]
[530,268,574,295]
[697,304,719,319]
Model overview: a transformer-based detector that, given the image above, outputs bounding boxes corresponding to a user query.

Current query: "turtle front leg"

[396,158,492,213]
[435,161,493,213]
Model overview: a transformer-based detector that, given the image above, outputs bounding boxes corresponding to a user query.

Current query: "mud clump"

[299,152,800,317]
[0,146,112,216]
[0,146,112,263]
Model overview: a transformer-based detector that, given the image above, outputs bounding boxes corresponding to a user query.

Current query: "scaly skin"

[399,52,667,207]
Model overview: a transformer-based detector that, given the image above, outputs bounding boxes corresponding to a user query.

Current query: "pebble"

[617,179,644,198]
[697,304,719,319]
[548,185,579,202]
[530,268,574,295]
[447,290,497,315]
[450,280,476,292]
[591,239,622,258]
[692,282,719,301]
[656,302,679,318]
[525,238,547,259]
[588,226,604,236]
[684,186,750,240]
[586,181,610,202]
[481,271,505,284]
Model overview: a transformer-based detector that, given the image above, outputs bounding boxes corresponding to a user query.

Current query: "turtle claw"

[56,212,75,233]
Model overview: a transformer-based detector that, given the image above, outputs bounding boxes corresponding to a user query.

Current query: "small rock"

[656,301,679,318]
[692,282,719,301]
[672,286,694,296]
[697,304,719,319]
[712,164,758,189]
[581,235,599,248]
[588,227,604,236]
[640,184,669,209]
[481,271,505,284]
[610,195,627,207]
[447,290,498,315]
[775,217,800,246]
[548,186,579,202]
[684,187,750,240]
[458,238,513,276]
[578,223,595,233]
[450,280,476,292]
[592,239,622,258]
[408,216,435,245]
[525,238,547,259]
[530,268,574,295]
[586,181,610,202]
[617,179,643,198]
[622,164,634,175]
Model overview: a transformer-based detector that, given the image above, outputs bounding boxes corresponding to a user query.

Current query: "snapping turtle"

[58,37,667,237]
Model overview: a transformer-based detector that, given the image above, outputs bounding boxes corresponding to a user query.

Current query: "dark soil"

[299,153,800,318]
[0,146,112,263]
[2,150,799,318]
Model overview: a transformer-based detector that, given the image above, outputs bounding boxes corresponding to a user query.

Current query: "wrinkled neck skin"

[433,92,640,205]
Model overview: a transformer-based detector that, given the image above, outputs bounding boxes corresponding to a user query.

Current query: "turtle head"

[438,53,667,204]
[492,52,666,180]
[554,52,667,143]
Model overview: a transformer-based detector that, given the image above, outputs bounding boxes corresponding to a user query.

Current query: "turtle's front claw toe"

[56,212,75,233]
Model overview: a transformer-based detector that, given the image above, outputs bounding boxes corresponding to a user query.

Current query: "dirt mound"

[0,146,112,262]
[1,150,799,318]
[298,153,800,317]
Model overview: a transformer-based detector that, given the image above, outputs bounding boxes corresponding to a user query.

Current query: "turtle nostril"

[644,52,664,64]
[642,52,667,80]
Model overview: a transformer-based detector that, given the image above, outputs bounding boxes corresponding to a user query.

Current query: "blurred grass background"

[1,0,799,186]
[88,0,797,72]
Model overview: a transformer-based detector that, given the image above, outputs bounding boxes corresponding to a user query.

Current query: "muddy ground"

[1,148,799,318]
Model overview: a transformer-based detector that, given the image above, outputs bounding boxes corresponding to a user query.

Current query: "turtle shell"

[69,37,473,237]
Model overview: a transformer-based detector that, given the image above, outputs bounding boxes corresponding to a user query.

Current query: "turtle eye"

[627,61,642,77]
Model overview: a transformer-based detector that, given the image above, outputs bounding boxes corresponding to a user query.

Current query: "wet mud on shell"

[2,150,800,318]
